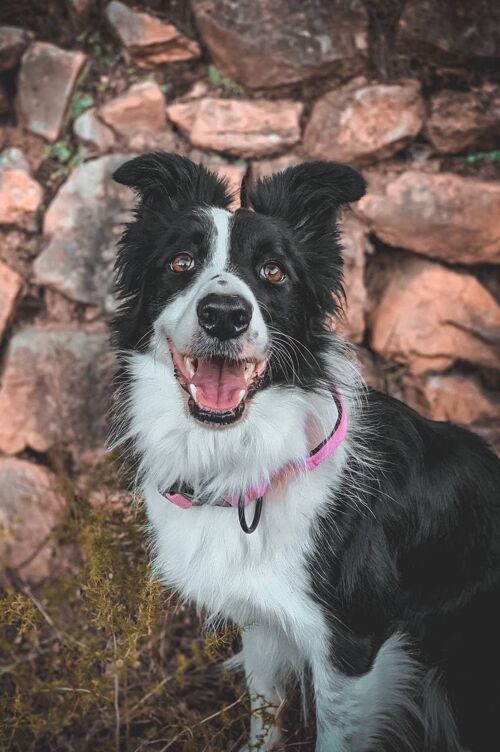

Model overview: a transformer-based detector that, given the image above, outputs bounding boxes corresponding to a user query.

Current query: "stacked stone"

[0,0,499,581]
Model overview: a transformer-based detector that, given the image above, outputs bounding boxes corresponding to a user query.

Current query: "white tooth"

[188,383,198,402]
[238,389,246,403]
[244,363,255,381]
[184,357,196,378]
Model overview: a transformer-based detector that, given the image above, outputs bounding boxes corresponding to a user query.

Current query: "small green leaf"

[70,151,84,168]
[466,150,500,164]
[48,142,73,164]
[73,94,94,117]
[221,75,243,95]
[208,65,243,94]
[208,65,223,84]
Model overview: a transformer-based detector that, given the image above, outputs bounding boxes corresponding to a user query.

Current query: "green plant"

[73,93,94,118]
[46,143,85,184]
[47,141,73,164]
[207,65,243,95]
[466,150,500,164]
[91,38,119,68]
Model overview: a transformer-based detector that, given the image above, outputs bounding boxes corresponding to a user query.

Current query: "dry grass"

[0,457,312,751]
[0,458,246,752]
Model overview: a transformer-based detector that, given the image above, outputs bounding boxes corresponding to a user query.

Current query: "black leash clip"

[238,495,263,534]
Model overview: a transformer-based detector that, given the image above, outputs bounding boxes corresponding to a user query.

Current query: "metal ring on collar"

[238,495,263,534]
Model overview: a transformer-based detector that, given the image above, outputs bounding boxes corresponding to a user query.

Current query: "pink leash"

[161,388,348,533]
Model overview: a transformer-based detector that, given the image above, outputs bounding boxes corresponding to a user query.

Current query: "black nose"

[197,294,252,340]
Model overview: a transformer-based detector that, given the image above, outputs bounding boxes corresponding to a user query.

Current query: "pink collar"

[160,389,348,520]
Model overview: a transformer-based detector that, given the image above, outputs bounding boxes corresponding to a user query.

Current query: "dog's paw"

[238,738,283,752]
[242,706,283,751]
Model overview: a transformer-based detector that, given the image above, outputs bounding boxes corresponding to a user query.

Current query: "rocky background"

[0,1,499,750]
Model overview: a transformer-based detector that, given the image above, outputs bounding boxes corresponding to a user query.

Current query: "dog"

[110,153,500,752]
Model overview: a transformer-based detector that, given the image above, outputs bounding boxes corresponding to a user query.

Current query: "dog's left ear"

[247,161,365,232]
[113,152,232,211]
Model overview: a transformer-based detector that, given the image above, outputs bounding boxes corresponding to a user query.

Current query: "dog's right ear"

[247,161,365,232]
[113,152,232,211]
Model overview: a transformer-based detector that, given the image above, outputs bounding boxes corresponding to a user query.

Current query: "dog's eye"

[170,253,195,273]
[259,262,286,284]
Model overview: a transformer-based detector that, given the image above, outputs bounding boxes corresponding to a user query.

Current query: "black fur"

[309,390,500,751]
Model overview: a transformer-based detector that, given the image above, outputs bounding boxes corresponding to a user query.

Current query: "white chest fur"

[125,348,349,659]
[144,450,342,644]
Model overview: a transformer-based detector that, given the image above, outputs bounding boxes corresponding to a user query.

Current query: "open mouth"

[168,341,267,426]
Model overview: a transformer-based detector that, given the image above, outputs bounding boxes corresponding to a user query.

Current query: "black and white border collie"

[110,153,500,752]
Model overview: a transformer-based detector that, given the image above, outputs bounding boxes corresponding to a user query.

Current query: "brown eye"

[259,262,286,284]
[170,253,194,273]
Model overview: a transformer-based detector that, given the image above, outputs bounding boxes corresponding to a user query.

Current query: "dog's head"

[112,153,365,434]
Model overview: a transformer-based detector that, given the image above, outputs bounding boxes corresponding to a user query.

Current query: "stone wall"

[0,0,499,582]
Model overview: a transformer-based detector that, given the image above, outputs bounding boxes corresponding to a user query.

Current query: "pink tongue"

[192,359,247,411]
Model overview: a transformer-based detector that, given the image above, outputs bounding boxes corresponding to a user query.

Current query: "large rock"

[0,149,43,230]
[426,87,500,154]
[303,78,423,165]
[336,215,370,344]
[34,154,135,310]
[0,326,114,458]
[191,0,367,89]
[105,0,200,68]
[370,256,500,375]
[356,171,500,265]
[0,260,22,340]
[397,0,500,61]
[167,97,303,157]
[402,373,500,428]
[0,458,66,582]
[0,26,33,71]
[16,42,87,142]
[98,80,167,141]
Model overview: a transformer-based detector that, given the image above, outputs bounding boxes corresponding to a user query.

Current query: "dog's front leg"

[312,657,352,752]
[239,625,286,751]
